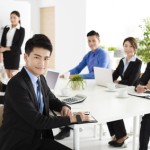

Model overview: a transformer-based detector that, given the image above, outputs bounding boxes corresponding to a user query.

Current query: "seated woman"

[107,37,142,147]
[136,62,150,150]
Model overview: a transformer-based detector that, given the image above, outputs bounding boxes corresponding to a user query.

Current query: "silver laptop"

[45,70,59,90]
[94,67,113,87]
[94,67,127,88]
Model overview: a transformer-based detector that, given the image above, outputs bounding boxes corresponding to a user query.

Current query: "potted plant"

[137,18,150,63]
[108,46,117,58]
[68,75,85,90]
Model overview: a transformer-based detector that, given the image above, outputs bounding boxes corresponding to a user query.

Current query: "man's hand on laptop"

[61,106,72,116]
[136,85,147,93]
[69,112,90,123]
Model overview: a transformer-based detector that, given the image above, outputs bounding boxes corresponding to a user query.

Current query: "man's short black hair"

[87,30,100,38]
[25,34,53,55]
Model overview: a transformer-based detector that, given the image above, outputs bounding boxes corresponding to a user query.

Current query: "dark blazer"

[113,57,142,86]
[1,25,25,54]
[138,62,150,85]
[0,68,71,150]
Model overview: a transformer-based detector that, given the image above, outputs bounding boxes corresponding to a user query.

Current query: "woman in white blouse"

[107,37,142,147]
[0,10,25,78]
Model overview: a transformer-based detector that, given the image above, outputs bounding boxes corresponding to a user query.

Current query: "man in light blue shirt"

[60,30,110,79]
[56,30,110,140]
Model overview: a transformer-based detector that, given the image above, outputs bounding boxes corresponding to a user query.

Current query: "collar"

[6,24,20,29]
[24,67,39,85]
[91,47,100,54]
[123,55,136,64]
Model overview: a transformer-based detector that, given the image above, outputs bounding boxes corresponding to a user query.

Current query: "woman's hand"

[0,47,10,52]
[136,84,147,93]
[0,47,4,52]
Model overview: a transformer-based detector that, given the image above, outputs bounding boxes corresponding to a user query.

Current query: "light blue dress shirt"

[24,67,44,113]
[69,48,110,79]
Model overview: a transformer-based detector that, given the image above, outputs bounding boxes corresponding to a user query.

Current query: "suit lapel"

[20,68,39,110]
[4,27,20,44]
[119,61,124,75]
[5,27,9,34]
[12,29,19,43]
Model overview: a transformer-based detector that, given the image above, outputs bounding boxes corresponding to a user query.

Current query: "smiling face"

[87,35,100,51]
[10,13,20,27]
[123,41,135,57]
[24,47,50,77]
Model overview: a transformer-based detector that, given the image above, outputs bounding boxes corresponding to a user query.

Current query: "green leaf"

[137,17,150,63]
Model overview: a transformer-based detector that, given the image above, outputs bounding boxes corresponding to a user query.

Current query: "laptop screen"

[45,70,59,90]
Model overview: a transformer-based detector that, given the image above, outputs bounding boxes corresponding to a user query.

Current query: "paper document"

[128,92,150,99]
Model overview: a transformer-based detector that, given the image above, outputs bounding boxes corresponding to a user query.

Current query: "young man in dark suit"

[136,62,150,150]
[0,34,88,150]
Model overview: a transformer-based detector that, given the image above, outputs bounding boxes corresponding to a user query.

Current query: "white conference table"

[55,79,150,150]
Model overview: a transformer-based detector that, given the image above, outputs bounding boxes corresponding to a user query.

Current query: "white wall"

[39,0,87,73]
[54,0,87,72]
[16,0,40,35]
[0,0,31,66]
[86,0,150,49]
[39,0,55,7]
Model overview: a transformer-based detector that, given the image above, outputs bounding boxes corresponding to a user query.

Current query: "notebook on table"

[45,70,59,90]
[128,91,150,99]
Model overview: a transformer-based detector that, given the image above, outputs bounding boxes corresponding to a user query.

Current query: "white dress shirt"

[6,24,20,47]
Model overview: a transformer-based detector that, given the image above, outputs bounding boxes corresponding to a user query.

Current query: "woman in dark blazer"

[136,62,150,150]
[0,10,25,78]
[107,37,142,147]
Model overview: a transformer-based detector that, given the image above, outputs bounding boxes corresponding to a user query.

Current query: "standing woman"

[0,10,25,78]
[107,37,142,147]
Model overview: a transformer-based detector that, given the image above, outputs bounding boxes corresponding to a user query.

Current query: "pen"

[84,111,90,115]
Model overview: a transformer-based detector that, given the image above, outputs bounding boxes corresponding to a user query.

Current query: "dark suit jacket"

[138,62,150,85]
[1,26,25,54]
[0,68,71,150]
[113,57,142,86]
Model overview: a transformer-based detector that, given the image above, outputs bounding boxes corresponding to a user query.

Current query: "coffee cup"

[106,83,116,91]
[117,88,128,97]
[60,88,70,96]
